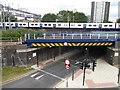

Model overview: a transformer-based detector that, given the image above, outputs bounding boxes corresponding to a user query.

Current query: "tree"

[57,10,87,23]
[117,18,120,23]
[57,10,73,22]
[42,13,57,22]
[74,12,87,23]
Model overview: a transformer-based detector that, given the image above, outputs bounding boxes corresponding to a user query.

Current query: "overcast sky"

[1,0,119,22]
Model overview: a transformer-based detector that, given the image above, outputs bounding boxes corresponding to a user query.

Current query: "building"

[118,1,120,18]
[87,15,91,23]
[90,1,110,23]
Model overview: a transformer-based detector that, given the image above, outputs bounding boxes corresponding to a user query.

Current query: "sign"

[65,60,70,64]
[65,64,70,70]
[114,52,119,56]
[65,59,70,70]
[33,53,36,57]
[64,42,67,46]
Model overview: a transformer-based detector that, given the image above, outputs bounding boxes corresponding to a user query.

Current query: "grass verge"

[1,66,34,82]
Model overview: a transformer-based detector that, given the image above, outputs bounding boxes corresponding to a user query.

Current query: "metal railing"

[24,32,120,41]
[38,33,120,39]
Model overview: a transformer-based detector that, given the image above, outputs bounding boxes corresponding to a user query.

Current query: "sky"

[0,0,120,22]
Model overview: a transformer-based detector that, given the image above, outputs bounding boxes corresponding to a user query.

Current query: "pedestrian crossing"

[35,74,44,80]
[30,72,44,80]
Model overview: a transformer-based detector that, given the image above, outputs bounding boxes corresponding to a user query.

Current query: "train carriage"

[4,22,16,28]
[29,22,40,28]
[70,23,84,29]
[116,23,120,29]
[99,23,115,29]
[17,22,29,28]
[56,23,69,28]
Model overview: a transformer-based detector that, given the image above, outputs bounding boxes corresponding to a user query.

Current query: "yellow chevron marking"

[81,43,85,46]
[93,43,97,46]
[96,43,101,46]
[46,43,50,46]
[105,43,109,46]
[89,43,93,46]
[77,43,80,46]
[85,43,89,46]
[109,43,113,46]
[50,43,55,46]
[72,43,76,46]
[68,43,72,46]
[32,43,37,47]
[37,43,41,46]
[101,43,105,46]
[41,43,46,46]
[55,43,59,46]
[59,43,63,46]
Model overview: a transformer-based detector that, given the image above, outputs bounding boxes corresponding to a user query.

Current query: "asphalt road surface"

[2,56,80,88]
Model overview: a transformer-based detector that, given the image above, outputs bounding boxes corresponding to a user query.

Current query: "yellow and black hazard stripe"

[31,42,114,47]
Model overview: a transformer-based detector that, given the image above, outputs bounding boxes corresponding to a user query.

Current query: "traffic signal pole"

[83,63,86,86]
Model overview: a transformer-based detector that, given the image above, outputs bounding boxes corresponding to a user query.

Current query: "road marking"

[35,74,44,80]
[38,69,65,81]
[30,72,39,77]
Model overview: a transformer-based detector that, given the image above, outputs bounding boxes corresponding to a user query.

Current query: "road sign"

[65,59,70,70]
[65,60,70,64]
[65,64,70,70]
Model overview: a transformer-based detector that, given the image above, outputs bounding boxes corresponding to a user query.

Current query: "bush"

[2,28,44,40]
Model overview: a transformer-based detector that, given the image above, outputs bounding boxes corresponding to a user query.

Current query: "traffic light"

[85,63,90,69]
[80,62,84,70]
[92,61,97,71]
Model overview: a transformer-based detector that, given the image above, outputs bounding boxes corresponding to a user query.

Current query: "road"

[2,54,81,88]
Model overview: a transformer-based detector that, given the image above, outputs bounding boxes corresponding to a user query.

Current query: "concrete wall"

[105,42,120,66]
[1,45,77,67]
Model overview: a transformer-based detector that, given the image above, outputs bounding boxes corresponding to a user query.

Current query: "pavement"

[54,57,119,88]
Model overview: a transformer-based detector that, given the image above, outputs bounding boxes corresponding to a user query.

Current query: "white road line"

[30,72,39,77]
[38,69,65,81]
[35,74,44,80]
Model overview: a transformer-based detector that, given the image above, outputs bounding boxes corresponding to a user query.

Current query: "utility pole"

[83,62,86,86]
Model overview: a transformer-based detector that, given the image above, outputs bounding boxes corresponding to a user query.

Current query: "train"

[0,22,120,30]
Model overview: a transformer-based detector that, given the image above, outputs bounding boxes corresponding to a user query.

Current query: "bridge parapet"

[22,32,120,47]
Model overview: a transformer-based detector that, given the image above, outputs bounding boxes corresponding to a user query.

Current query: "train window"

[11,24,13,25]
[71,24,75,26]
[58,24,61,26]
[31,24,34,26]
[7,24,9,25]
[109,25,112,27]
[78,24,81,26]
[119,25,120,27]
[35,24,38,25]
[19,24,22,26]
[64,24,68,26]
[40,24,42,26]
[104,25,108,27]
[89,24,92,26]
[23,24,26,26]
[48,24,51,26]
[53,24,56,26]
[93,25,96,27]
[99,24,102,26]
[44,24,47,26]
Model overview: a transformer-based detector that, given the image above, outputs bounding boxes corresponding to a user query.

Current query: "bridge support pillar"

[59,46,61,55]
[106,42,120,67]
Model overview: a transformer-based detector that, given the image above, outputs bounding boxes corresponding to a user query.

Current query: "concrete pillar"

[107,42,120,66]
[59,46,61,55]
